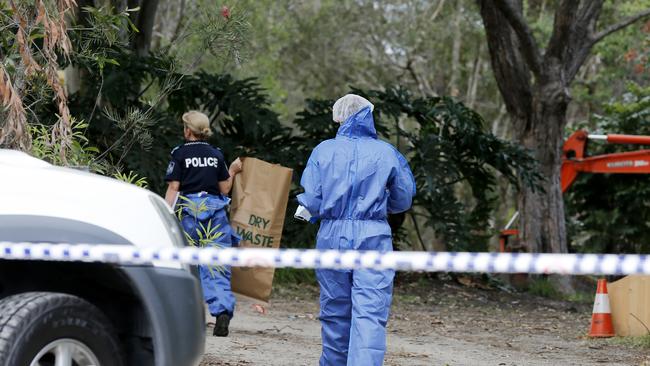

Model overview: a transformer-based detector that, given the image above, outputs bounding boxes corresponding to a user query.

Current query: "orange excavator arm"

[561,130,650,192]
[500,130,650,252]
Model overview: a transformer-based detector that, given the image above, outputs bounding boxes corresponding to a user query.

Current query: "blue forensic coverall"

[297,106,416,366]
[165,141,238,317]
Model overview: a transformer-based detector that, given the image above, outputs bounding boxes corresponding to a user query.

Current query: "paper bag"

[230,157,293,302]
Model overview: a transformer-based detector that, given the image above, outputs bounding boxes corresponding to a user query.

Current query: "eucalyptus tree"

[477,0,650,254]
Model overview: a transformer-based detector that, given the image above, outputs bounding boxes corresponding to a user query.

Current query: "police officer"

[164,110,242,337]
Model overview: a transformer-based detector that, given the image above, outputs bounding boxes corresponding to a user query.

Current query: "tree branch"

[545,0,580,62]
[430,0,446,22]
[493,0,543,76]
[169,0,186,44]
[131,0,160,56]
[576,0,604,30]
[561,1,605,83]
[566,5,648,82]
[404,58,427,96]
[591,7,650,45]
[477,0,534,123]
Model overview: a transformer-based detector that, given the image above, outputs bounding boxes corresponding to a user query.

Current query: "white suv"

[0,149,205,366]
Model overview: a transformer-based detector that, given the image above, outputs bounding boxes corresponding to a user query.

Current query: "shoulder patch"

[166,161,175,175]
[210,145,224,157]
[170,145,181,155]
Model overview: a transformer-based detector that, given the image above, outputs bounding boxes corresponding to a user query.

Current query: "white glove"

[294,205,313,222]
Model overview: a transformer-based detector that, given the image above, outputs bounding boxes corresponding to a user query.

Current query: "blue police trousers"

[179,193,237,317]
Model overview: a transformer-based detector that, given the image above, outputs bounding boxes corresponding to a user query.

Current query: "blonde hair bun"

[182,110,213,138]
[201,127,213,137]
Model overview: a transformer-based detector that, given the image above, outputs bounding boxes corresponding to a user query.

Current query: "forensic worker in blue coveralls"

[164,111,242,337]
[297,94,416,365]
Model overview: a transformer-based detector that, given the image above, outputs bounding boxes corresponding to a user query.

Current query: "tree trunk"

[478,0,571,255]
[448,0,463,96]
[516,77,575,294]
[130,0,160,56]
[515,81,569,254]
[465,43,484,109]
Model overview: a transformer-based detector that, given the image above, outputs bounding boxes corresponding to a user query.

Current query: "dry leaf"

[252,304,267,315]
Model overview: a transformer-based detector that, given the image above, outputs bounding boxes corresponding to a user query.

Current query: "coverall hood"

[336,106,377,139]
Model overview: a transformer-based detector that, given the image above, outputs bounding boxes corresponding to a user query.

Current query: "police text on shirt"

[185,157,220,168]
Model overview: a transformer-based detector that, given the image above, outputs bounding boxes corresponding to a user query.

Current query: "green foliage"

[29,119,106,173]
[273,268,317,286]
[393,90,541,249]
[566,83,650,254]
[113,171,149,189]
[230,0,499,122]
[527,277,562,300]
[9,1,650,256]
[30,117,151,189]
[189,220,224,248]
[175,196,205,220]
[65,50,180,183]
[570,0,650,124]
[158,0,251,72]
[70,6,138,73]
[176,195,225,276]
[187,3,249,66]
[610,335,650,349]
[526,276,592,302]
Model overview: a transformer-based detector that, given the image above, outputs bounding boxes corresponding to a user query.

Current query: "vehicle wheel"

[0,292,124,366]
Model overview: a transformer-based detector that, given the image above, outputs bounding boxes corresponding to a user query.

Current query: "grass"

[609,334,650,349]
[527,277,593,303]
[392,293,423,305]
[273,268,317,286]
[528,277,563,299]
[566,291,594,303]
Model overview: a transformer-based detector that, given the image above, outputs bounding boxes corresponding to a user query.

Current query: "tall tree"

[127,0,159,56]
[477,1,650,254]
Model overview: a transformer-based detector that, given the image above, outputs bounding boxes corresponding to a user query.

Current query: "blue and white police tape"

[1,241,649,275]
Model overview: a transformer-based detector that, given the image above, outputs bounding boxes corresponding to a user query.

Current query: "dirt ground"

[200,276,650,366]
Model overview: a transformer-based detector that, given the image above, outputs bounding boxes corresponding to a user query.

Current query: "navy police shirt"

[165,141,230,195]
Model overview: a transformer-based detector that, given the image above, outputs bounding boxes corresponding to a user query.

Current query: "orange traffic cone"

[589,278,615,337]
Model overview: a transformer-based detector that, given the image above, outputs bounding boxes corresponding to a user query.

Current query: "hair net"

[332,94,374,123]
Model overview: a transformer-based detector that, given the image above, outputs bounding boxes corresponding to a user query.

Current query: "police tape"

[1,241,649,275]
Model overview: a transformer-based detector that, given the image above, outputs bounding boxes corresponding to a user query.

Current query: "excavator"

[500,130,650,252]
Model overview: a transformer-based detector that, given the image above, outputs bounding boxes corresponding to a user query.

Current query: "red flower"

[221,5,230,20]
[624,49,638,62]
[643,20,650,34]
[633,63,645,75]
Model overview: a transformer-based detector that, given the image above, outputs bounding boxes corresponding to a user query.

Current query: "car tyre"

[0,292,124,366]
